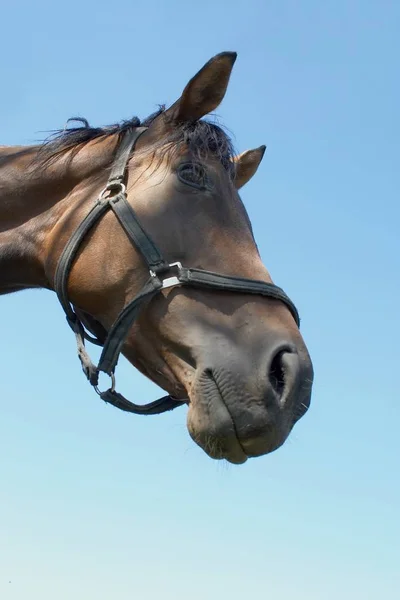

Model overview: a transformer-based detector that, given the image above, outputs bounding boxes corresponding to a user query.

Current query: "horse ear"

[138,52,237,147]
[232,146,266,189]
[172,51,237,122]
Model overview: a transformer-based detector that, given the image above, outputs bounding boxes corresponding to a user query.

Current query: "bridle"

[54,127,300,415]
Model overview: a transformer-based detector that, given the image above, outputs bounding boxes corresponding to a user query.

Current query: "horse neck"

[0,138,116,295]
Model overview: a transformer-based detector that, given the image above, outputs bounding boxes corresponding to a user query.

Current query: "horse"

[0,52,313,464]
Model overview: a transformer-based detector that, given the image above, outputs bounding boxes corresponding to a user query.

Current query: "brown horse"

[0,52,313,464]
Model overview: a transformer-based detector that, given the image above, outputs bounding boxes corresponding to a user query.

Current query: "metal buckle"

[94,372,116,395]
[150,262,182,289]
[98,181,126,201]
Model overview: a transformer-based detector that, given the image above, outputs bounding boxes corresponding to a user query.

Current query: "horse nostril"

[268,346,300,402]
[268,350,287,398]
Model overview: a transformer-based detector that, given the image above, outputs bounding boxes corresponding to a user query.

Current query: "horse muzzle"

[186,343,313,464]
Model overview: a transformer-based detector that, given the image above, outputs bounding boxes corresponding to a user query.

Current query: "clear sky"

[1,1,399,599]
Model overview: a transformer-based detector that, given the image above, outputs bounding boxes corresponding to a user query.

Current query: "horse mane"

[36,107,236,175]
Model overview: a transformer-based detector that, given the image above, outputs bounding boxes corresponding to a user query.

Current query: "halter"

[54,127,300,415]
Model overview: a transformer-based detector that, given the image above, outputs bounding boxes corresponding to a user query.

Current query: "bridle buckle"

[150,262,182,289]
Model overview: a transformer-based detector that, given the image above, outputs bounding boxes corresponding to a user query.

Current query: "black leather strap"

[74,308,107,346]
[109,193,169,273]
[98,276,162,375]
[108,127,147,184]
[55,199,110,327]
[179,267,300,326]
[100,388,184,415]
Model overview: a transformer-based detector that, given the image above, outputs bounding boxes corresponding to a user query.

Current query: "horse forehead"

[132,141,228,174]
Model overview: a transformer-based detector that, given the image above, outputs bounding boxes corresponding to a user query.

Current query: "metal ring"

[94,372,116,395]
[98,182,126,200]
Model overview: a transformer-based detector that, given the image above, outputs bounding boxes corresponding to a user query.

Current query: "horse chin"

[140,360,248,463]
[185,374,249,464]
[130,351,248,463]
[186,394,291,464]
[187,401,249,465]
[185,365,295,464]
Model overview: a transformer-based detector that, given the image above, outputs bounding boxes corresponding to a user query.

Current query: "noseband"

[54,128,300,415]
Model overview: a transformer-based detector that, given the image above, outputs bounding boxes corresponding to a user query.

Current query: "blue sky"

[1,1,399,598]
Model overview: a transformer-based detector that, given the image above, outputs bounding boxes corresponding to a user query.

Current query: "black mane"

[37,107,236,174]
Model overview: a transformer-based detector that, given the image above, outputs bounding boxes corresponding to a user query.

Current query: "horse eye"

[177,163,208,190]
